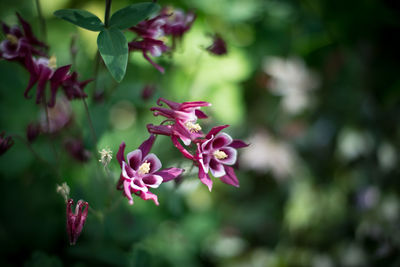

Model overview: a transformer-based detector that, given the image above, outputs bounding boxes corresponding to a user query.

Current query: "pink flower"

[116,135,184,205]
[24,55,71,107]
[195,125,248,191]
[147,98,211,146]
[163,8,196,46]
[0,13,47,61]
[130,13,168,39]
[66,199,88,245]
[128,38,169,73]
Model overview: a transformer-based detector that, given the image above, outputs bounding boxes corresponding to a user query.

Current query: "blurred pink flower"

[0,131,14,156]
[66,198,88,245]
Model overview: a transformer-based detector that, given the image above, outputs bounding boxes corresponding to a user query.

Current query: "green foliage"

[97,27,128,83]
[53,9,104,31]
[109,3,160,30]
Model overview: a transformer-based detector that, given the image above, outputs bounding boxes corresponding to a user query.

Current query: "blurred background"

[1,0,400,266]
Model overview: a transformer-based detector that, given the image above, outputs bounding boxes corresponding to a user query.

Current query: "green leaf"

[97,28,128,82]
[109,2,160,30]
[54,9,104,31]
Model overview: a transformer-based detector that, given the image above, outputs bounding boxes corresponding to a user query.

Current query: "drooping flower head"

[0,13,48,61]
[0,131,14,156]
[116,134,184,205]
[66,199,88,245]
[24,55,71,107]
[64,138,91,162]
[26,122,41,143]
[128,38,169,73]
[195,125,248,191]
[162,7,196,46]
[40,96,72,133]
[147,98,211,147]
[206,34,227,56]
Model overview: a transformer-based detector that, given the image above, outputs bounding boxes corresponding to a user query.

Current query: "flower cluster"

[116,98,248,206]
[116,134,184,205]
[128,7,195,73]
[0,14,92,107]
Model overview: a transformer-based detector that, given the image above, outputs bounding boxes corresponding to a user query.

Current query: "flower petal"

[216,147,237,165]
[127,149,142,171]
[229,139,249,149]
[212,133,233,149]
[122,161,135,179]
[209,159,226,177]
[142,174,163,188]
[116,142,126,167]
[138,134,156,157]
[154,167,184,182]
[123,179,134,205]
[131,178,148,192]
[206,125,230,139]
[219,166,239,187]
[198,163,213,191]
[139,191,159,205]
[143,153,162,173]
[171,135,195,160]
[195,109,208,119]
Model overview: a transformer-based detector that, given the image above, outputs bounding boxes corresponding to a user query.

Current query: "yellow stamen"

[213,150,228,160]
[185,121,202,132]
[6,34,18,45]
[48,55,57,69]
[138,161,151,175]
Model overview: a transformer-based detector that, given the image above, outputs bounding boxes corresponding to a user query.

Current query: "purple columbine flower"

[163,8,196,46]
[61,71,93,101]
[66,198,88,245]
[206,34,227,56]
[0,13,47,61]
[40,96,72,133]
[0,131,14,156]
[64,138,91,162]
[195,125,248,191]
[24,55,71,107]
[147,98,211,147]
[130,12,168,39]
[116,134,184,205]
[128,38,169,73]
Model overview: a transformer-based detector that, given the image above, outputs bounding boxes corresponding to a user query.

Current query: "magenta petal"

[229,139,249,149]
[157,98,180,110]
[171,136,195,160]
[195,109,208,119]
[212,133,233,149]
[220,166,239,187]
[142,174,163,188]
[143,153,162,173]
[123,179,134,205]
[139,191,159,205]
[154,167,184,182]
[143,51,165,73]
[150,106,175,119]
[180,101,211,110]
[209,159,226,177]
[217,147,237,165]
[131,178,148,192]
[138,134,156,157]
[127,149,142,171]
[206,125,230,139]
[116,142,126,167]
[35,67,52,104]
[198,164,213,191]
[122,161,135,179]
[147,123,173,136]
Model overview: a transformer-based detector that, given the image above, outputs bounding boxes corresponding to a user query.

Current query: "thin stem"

[104,0,112,27]
[81,98,97,145]
[35,0,47,41]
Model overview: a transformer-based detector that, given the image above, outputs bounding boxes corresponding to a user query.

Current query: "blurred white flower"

[241,130,296,180]
[377,142,397,171]
[263,56,319,114]
[337,127,374,161]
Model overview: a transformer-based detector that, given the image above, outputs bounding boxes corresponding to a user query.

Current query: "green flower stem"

[35,0,47,41]
[104,0,112,27]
